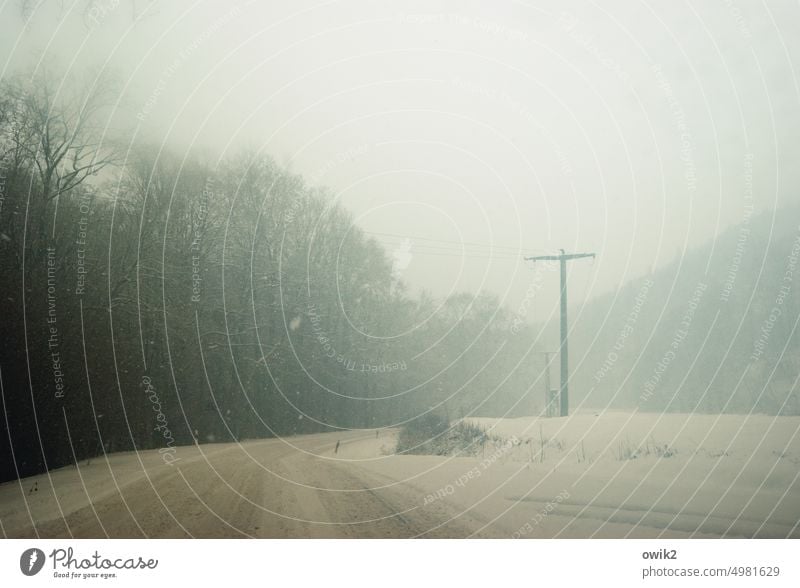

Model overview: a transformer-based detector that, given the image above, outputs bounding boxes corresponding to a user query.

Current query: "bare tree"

[0,67,121,203]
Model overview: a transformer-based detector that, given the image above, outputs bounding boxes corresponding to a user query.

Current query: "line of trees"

[0,70,544,482]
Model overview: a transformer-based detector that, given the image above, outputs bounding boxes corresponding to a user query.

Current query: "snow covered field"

[1,412,798,538]
[461,411,800,537]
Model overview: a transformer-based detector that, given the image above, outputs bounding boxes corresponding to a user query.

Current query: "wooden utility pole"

[540,351,555,417]
[525,250,595,417]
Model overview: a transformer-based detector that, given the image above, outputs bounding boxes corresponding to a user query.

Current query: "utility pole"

[525,250,595,417]
[540,351,555,417]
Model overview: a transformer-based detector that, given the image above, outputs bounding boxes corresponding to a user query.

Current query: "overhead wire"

[362,229,544,253]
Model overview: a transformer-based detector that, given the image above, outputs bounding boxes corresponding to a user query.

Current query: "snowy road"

[2,431,489,538]
[2,413,799,538]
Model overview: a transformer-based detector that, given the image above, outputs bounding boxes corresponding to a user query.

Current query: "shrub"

[396,414,490,456]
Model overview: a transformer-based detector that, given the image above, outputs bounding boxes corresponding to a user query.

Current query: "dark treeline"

[570,205,800,415]
[0,70,542,482]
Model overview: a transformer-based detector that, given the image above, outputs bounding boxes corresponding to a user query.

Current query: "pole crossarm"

[524,252,595,262]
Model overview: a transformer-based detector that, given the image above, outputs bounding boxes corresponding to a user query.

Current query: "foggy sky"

[2,0,798,328]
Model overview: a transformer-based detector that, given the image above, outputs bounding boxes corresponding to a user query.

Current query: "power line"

[363,230,545,254]
[380,249,530,261]
[367,240,533,261]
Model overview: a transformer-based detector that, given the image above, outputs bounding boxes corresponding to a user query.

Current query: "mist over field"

[0,1,799,539]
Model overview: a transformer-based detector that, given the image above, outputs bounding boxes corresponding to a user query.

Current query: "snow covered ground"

[460,411,800,537]
[2,411,798,538]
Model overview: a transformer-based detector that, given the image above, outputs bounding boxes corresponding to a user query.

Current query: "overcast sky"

[2,0,799,324]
